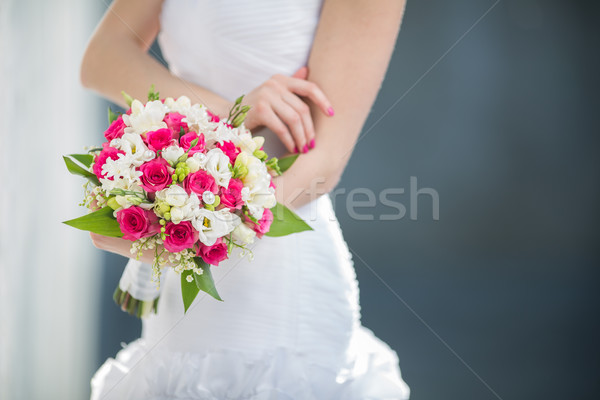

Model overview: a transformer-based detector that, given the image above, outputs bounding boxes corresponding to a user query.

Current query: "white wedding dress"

[91,1,410,399]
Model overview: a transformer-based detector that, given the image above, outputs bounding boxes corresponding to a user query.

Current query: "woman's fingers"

[282,76,334,117]
[282,92,315,151]
[273,100,309,153]
[257,104,297,153]
[292,66,309,80]
[245,71,332,153]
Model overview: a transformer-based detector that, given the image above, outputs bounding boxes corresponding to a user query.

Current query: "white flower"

[203,148,232,188]
[123,99,167,134]
[100,153,144,193]
[236,133,264,154]
[170,201,198,224]
[156,185,189,207]
[155,186,200,223]
[234,151,276,218]
[183,104,214,134]
[241,186,250,202]
[162,145,185,165]
[231,223,256,245]
[192,209,240,246]
[163,96,192,114]
[111,133,155,166]
[204,123,237,146]
[186,152,207,173]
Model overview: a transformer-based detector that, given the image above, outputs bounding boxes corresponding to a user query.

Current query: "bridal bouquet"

[63,86,310,316]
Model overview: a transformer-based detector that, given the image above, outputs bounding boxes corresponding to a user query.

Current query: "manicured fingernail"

[293,147,299,154]
[327,107,335,116]
[302,145,309,153]
[309,139,315,149]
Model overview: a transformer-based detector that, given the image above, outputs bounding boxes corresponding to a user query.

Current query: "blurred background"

[1,0,599,399]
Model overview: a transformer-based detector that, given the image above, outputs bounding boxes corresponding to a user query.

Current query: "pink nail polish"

[293,147,299,154]
[309,139,315,149]
[302,144,309,153]
[327,107,335,116]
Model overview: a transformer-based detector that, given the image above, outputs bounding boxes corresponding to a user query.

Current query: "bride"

[82,0,409,398]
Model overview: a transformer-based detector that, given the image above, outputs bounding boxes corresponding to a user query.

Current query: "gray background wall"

[96,1,600,399]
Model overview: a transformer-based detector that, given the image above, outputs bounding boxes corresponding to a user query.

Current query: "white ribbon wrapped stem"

[118,259,162,301]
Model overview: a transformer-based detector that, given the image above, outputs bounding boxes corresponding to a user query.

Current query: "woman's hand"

[243,67,335,154]
[90,233,167,266]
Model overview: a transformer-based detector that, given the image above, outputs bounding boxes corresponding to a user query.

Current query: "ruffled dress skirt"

[91,195,410,399]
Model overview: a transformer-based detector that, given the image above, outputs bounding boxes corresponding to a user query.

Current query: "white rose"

[231,223,256,245]
[162,145,185,165]
[123,99,167,134]
[170,202,197,224]
[156,185,189,207]
[203,148,232,188]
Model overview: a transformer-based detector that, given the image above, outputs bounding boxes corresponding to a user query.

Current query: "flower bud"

[253,149,267,161]
[232,111,247,127]
[126,195,142,205]
[157,201,171,214]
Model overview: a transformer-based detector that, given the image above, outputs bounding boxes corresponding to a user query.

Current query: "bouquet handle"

[113,259,161,318]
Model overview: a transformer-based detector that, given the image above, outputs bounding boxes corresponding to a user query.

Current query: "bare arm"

[274,0,406,208]
[80,0,232,115]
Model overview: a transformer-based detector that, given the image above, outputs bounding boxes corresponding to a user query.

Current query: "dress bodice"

[159,0,323,101]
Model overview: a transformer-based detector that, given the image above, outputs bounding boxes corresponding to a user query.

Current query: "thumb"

[292,66,308,80]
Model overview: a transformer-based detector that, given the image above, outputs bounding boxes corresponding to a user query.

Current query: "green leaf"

[63,207,123,237]
[193,258,223,301]
[63,156,100,185]
[181,270,200,313]
[68,153,94,168]
[265,202,313,237]
[180,259,223,313]
[121,90,134,107]
[108,107,119,124]
[147,84,160,101]
[277,154,299,173]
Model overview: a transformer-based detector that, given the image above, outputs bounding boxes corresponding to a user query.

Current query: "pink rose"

[216,141,240,165]
[252,207,273,238]
[180,132,205,155]
[93,145,124,180]
[197,238,228,266]
[163,221,198,252]
[220,178,244,210]
[104,116,126,141]
[139,158,172,192]
[183,170,218,197]
[146,128,173,152]
[116,206,160,241]
[206,109,220,123]
[164,112,188,138]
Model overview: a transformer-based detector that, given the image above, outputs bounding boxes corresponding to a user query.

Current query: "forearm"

[274,0,406,209]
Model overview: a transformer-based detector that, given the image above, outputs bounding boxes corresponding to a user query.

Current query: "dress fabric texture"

[90,0,410,399]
